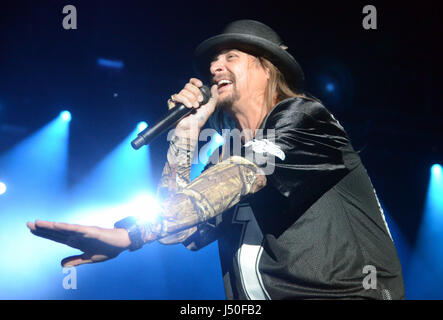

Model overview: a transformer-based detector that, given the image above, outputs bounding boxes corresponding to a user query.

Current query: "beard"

[213,72,239,112]
[215,83,240,112]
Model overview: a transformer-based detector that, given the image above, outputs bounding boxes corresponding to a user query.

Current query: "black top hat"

[194,20,305,91]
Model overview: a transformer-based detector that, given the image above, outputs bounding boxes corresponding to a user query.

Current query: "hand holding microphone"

[132,78,218,149]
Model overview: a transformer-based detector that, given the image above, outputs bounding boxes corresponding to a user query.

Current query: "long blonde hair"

[257,57,310,112]
[209,56,317,132]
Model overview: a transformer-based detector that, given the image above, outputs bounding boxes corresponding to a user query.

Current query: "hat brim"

[194,33,305,91]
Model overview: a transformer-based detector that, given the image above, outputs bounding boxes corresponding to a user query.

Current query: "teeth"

[217,80,232,86]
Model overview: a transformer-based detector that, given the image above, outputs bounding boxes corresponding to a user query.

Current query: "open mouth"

[216,79,233,91]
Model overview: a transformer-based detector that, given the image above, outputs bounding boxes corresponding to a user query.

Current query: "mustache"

[211,73,235,85]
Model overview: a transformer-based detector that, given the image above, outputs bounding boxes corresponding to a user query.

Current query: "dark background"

[0,0,441,299]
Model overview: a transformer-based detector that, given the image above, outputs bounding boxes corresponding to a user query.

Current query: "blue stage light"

[325,83,335,92]
[431,164,442,177]
[137,121,148,133]
[405,162,443,299]
[0,113,71,298]
[429,164,443,211]
[97,58,124,69]
[69,121,153,206]
[214,133,224,145]
[127,193,162,224]
[0,182,6,195]
[60,110,71,122]
[62,192,160,229]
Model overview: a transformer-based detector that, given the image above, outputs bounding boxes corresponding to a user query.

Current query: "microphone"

[131,85,211,150]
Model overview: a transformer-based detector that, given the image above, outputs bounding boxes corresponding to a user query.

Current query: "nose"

[210,59,226,77]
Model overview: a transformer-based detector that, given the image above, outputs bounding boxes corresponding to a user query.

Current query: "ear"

[259,59,271,80]
[254,56,271,81]
[265,66,271,80]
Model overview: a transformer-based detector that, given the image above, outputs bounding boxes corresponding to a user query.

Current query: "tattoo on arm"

[157,134,198,201]
[142,156,267,244]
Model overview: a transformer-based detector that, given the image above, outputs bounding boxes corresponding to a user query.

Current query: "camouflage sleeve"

[157,133,198,199]
[155,133,200,244]
[140,155,267,245]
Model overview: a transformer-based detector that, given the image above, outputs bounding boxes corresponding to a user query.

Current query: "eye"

[226,52,237,60]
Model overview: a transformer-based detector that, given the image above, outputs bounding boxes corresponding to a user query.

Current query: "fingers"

[26,220,90,248]
[26,221,35,230]
[62,252,113,267]
[27,219,64,231]
[185,82,204,100]
[53,222,88,234]
[28,220,87,234]
[189,78,203,88]
[171,78,206,109]
[61,254,93,268]
[176,89,199,108]
[29,227,71,245]
[27,221,122,268]
[198,84,219,116]
[210,84,219,102]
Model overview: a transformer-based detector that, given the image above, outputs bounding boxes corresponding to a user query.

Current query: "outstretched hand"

[26,220,132,267]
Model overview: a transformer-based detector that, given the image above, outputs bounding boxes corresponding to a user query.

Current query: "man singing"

[27,20,405,299]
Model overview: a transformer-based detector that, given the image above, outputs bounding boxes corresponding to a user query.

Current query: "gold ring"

[167,95,177,110]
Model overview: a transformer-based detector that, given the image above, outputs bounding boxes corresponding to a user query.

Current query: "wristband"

[114,216,144,251]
